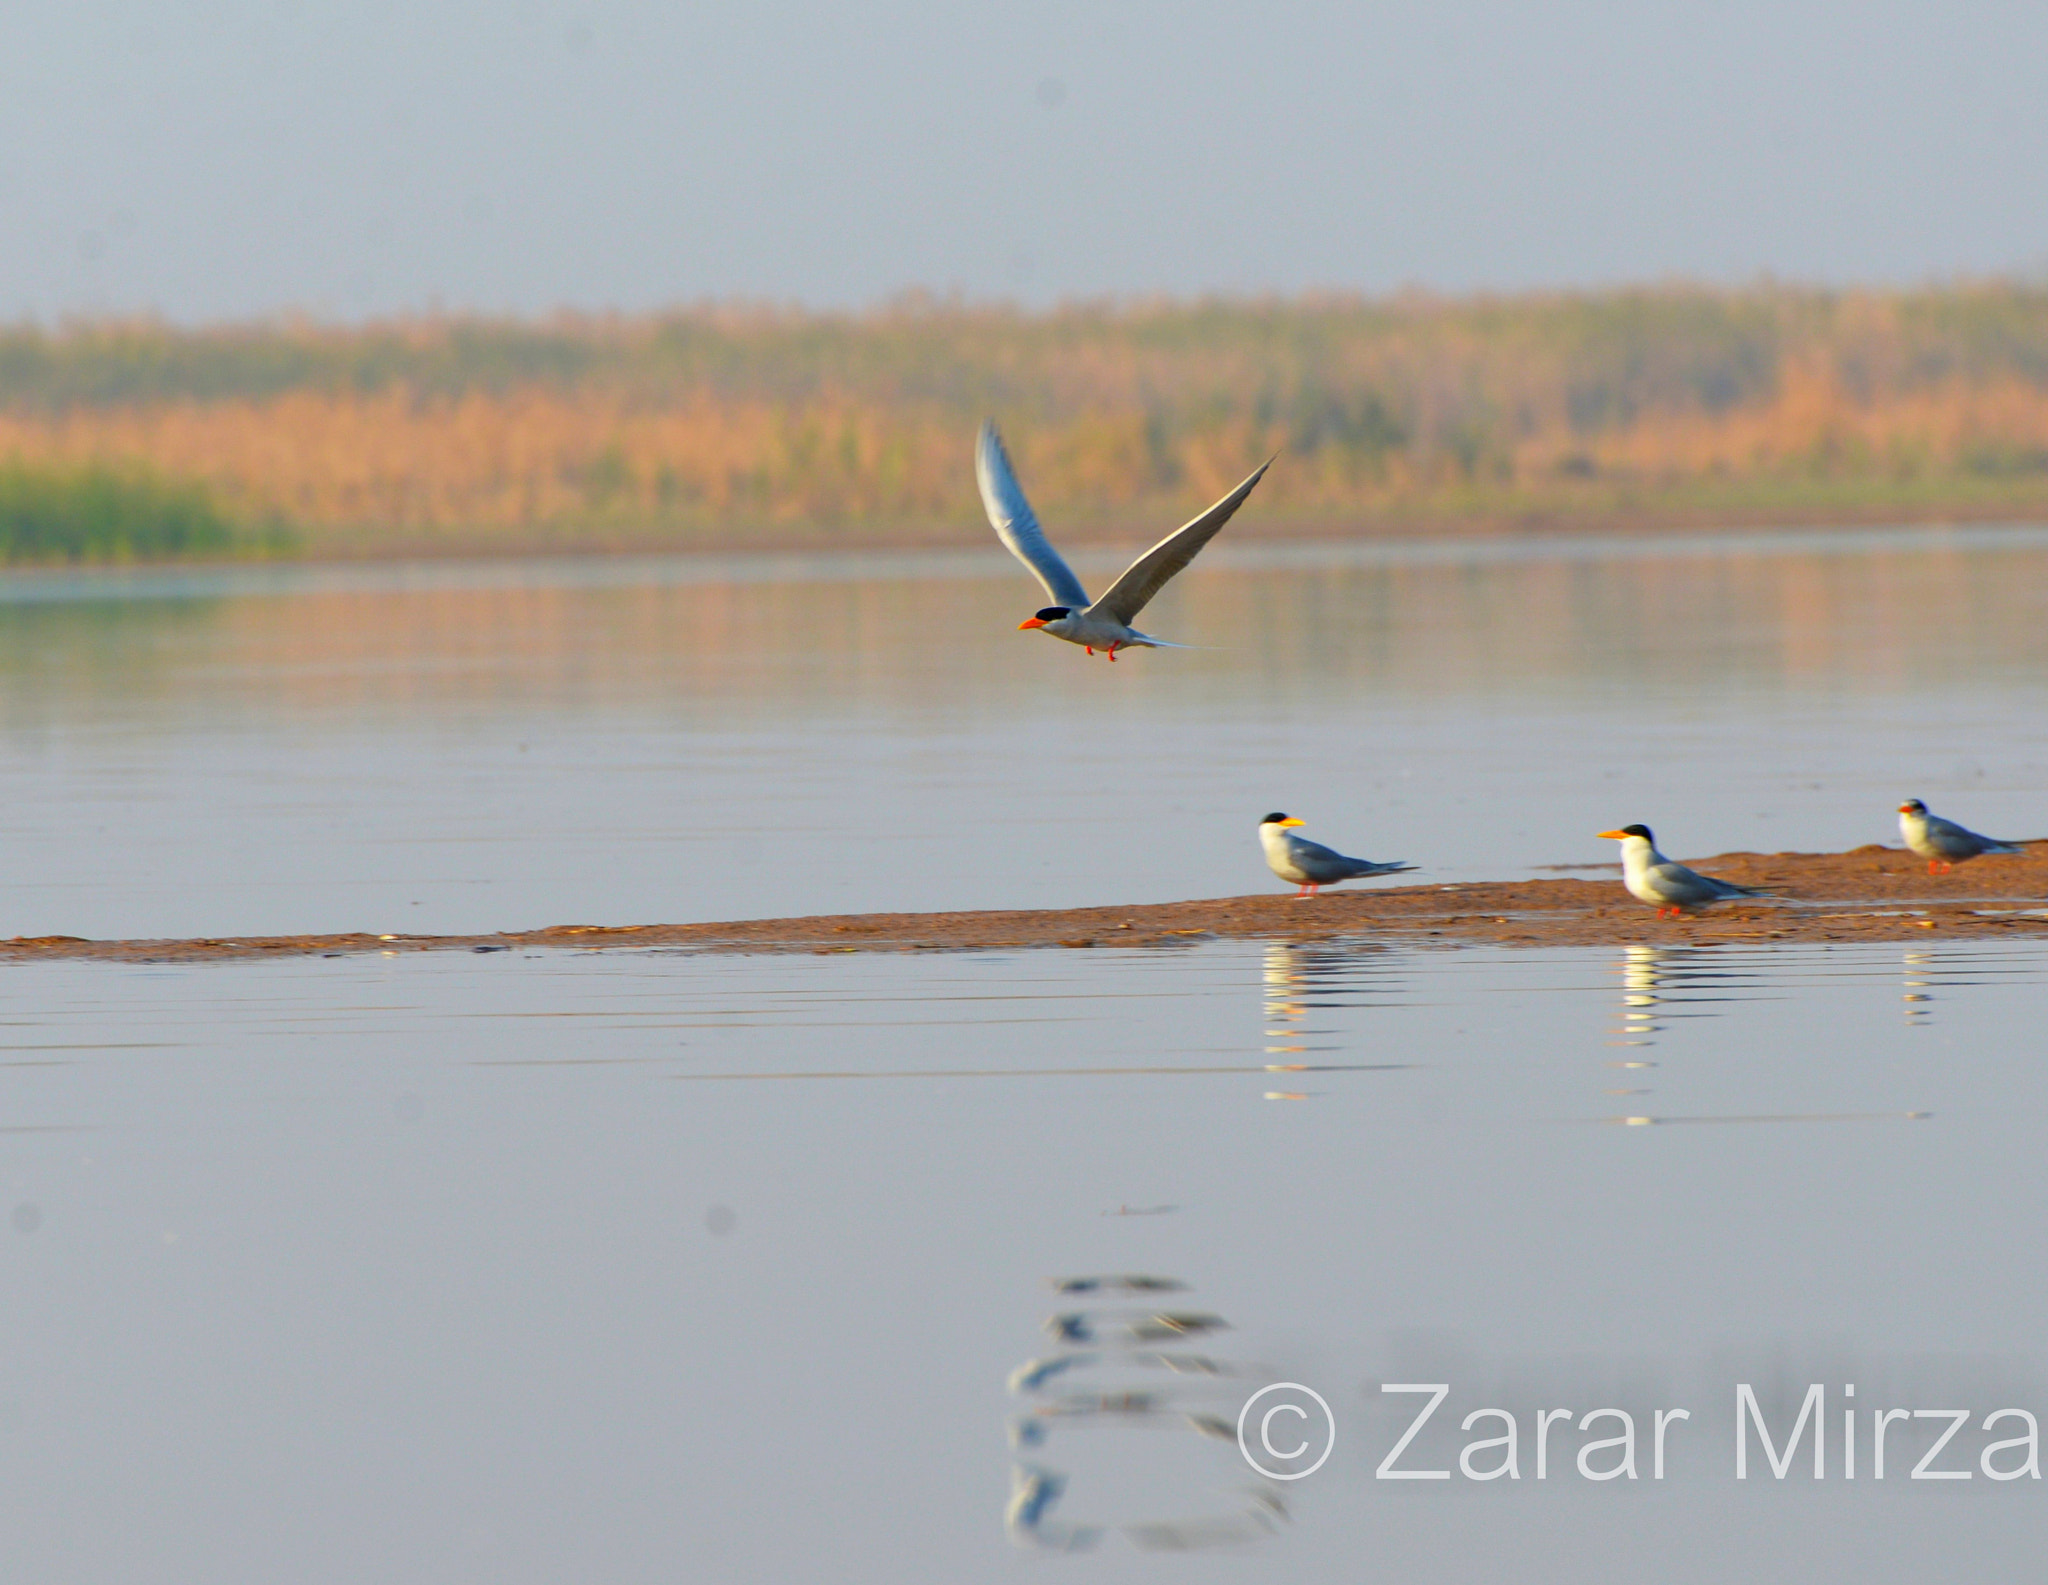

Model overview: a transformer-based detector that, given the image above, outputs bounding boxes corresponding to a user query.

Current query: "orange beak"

[1897,803,1914,814]
[1276,817,1305,828]
[1017,617,1047,630]
[1596,829,1629,840]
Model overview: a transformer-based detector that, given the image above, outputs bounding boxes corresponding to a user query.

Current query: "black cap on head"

[1035,606,1070,621]
[1621,823,1652,839]
[1261,811,1291,825]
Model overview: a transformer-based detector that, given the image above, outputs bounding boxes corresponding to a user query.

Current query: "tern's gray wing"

[977,423,1090,609]
[1925,814,2018,857]
[1088,457,1273,626]
[1283,835,1352,881]
[1922,815,1982,858]
[1287,834,1411,884]
[1656,863,1766,904]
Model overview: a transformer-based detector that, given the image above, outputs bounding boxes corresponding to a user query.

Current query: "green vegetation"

[0,462,282,564]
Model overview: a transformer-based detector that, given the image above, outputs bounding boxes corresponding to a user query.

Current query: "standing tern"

[1897,799,2022,874]
[1597,825,1770,916]
[976,422,1272,658]
[1258,813,1415,898]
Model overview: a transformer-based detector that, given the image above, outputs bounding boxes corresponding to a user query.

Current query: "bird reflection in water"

[1597,946,1937,1128]
[1898,946,2010,1026]
[1052,1274,1183,1295]
[1610,943,1669,1051]
[1604,945,1763,1110]
[1260,940,1404,1099]
[1042,1309,1230,1345]
[1004,1275,1286,1552]
[1606,943,1762,1053]
[1902,948,1937,1026]
[1005,1467,1100,1553]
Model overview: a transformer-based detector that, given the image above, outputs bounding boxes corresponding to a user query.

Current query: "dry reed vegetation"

[3,284,2048,555]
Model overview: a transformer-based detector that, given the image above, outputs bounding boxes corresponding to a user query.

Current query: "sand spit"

[3,845,2044,966]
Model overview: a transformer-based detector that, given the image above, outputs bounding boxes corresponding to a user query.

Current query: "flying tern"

[976,422,1272,658]
[1897,799,2022,874]
[1259,813,1415,898]
[1597,825,1770,916]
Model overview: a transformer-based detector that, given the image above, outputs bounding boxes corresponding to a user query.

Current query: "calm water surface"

[0,525,2043,938]
[0,939,2043,1580]
[2,528,2045,1581]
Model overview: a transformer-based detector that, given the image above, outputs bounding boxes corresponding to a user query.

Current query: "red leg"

[1085,646,1094,655]
[1106,644,1118,662]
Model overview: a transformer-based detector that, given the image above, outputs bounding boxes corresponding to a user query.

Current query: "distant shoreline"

[13,495,2048,571]
[6,846,2043,963]
[364,495,2048,563]
[11,284,2048,566]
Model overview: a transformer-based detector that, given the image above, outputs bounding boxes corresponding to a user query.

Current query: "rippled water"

[1,524,2044,938]
[3,529,2045,1580]
[0,937,2042,1579]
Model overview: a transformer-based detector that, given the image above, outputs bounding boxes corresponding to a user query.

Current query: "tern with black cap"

[1597,824,1770,916]
[1897,799,2021,874]
[1258,813,1415,898]
[977,421,1272,659]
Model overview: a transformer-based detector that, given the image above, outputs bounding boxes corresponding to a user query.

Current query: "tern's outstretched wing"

[1089,457,1272,626]
[977,423,1090,609]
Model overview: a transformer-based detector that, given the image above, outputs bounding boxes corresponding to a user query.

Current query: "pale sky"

[4,0,2045,323]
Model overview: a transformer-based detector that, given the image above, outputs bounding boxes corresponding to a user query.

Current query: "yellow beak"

[1596,829,1630,840]
[1277,817,1305,828]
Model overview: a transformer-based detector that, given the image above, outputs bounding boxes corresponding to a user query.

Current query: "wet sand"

[5,845,2043,964]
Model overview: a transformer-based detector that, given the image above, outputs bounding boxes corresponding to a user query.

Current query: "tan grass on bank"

[5,286,2048,554]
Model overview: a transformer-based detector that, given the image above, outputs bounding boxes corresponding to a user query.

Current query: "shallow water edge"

[5,844,2043,963]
